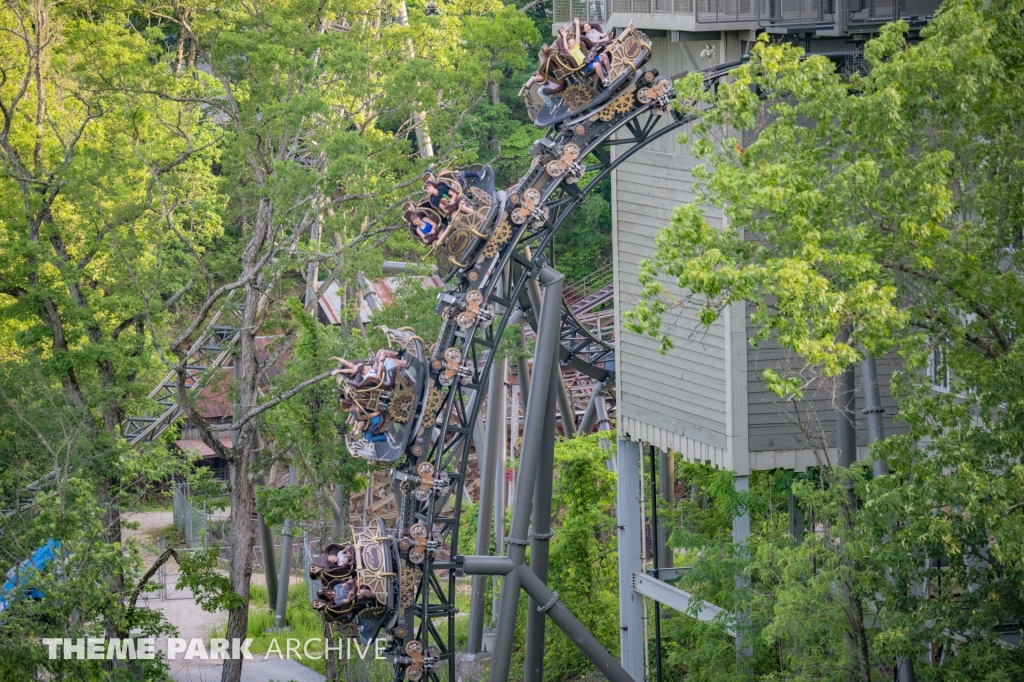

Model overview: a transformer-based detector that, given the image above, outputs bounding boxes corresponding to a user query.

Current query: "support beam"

[526,277,576,437]
[467,354,507,653]
[616,437,644,681]
[517,325,532,414]
[274,464,298,630]
[657,448,673,569]
[733,475,752,660]
[493,360,508,627]
[462,555,515,576]
[632,573,735,635]
[597,389,615,472]
[524,369,559,682]
[490,266,564,682]
[837,364,857,469]
[861,357,889,477]
[578,380,607,434]
[518,564,635,682]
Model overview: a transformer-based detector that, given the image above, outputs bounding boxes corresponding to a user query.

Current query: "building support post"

[650,445,663,682]
[733,475,753,663]
[837,364,858,471]
[657,447,673,569]
[233,350,276,610]
[489,266,563,682]
[861,357,888,477]
[616,437,644,681]
[524,368,559,682]
[862,357,913,680]
[466,354,507,653]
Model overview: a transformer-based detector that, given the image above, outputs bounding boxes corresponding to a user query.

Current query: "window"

[930,345,949,392]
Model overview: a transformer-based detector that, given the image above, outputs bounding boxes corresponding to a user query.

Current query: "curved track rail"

[379,63,732,682]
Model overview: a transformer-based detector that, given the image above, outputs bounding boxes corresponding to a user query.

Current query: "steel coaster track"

[395,70,733,682]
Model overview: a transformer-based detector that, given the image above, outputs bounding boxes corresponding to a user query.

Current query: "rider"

[555,20,586,69]
[581,22,612,86]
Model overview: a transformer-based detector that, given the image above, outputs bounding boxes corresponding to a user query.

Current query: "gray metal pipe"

[596,389,615,472]
[462,555,515,576]
[526,277,576,437]
[517,564,634,682]
[275,464,298,629]
[658,448,674,569]
[494,361,509,623]
[861,357,889,476]
[524,372,559,682]
[578,381,606,434]
[490,266,564,682]
[466,354,507,653]
[837,364,857,469]
[518,324,532,414]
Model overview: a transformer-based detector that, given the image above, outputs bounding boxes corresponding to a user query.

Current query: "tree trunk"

[221,198,273,682]
[220,451,257,682]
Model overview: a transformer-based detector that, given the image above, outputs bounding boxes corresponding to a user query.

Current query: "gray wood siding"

[746,317,909,455]
[613,115,729,453]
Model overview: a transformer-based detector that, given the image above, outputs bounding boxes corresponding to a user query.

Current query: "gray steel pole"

[275,464,298,629]
[837,364,857,470]
[578,381,607,434]
[493,362,508,624]
[616,437,644,680]
[518,325,532,414]
[517,564,635,682]
[524,370,559,682]
[596,389,615,472]
[490,266,563,682]
[657,448,673,569]
[788,492,805,544]
[861,357,889,476]
[526,277,576,438]
[466,354,507,653]
[861,358,912,679]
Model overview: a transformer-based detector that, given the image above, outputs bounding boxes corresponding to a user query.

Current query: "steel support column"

[467,354,507,653]
[490,266,564,682]
[275,464,298,629]
[524,367,559,682]
[518,563,634,682]
[526,278,576,438]
[578,380,607,434]
[657,448,673,569]
[733,475,753,661]
[837,365,857,470]
[861,357,888,477]
[616,437,644,681]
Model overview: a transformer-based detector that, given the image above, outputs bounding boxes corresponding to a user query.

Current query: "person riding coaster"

[310,519,401,644]
[519,19,652,127]
[403,165,504,279]
[334,327,430,464]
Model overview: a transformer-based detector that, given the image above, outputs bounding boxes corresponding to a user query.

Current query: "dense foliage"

[628,0,1024,679]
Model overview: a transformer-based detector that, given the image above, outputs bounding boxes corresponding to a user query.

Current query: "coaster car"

[309,520,400,645]
[308,542,356,583]
[521,22,651,129]
[406,165,511,282]
[336,328,429,464]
